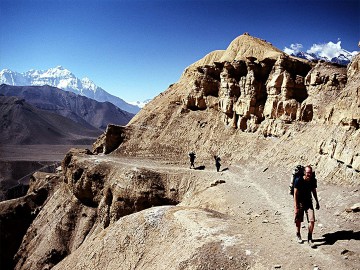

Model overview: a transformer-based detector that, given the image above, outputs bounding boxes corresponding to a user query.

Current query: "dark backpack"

[289,165,317,196]
[289,165,304,196]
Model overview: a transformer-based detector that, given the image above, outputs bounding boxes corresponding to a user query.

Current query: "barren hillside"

[1,33,359,270]
[0,96,102,145]
[0,85,134,130]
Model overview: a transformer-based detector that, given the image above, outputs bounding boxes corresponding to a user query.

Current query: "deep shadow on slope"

[313,230,360,248]
[0,173,59,270]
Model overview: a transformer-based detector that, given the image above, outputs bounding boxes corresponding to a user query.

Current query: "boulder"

[92,124,128,154]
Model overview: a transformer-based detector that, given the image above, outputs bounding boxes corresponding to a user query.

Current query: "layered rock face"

[183,54,312,135]
[314,53,360,182]
[180,34,352,138]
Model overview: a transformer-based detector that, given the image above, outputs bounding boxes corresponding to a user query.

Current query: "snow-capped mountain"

[291,51,355,65]
[0,66,140,114]
[128,99,152,108]
[284,41,358,66]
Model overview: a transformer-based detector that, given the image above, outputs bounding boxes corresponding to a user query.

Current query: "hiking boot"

[296,233,303,244]
[308,239,315,248]
[307,233,315,247]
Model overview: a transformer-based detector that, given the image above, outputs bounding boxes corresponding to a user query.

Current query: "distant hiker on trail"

[214,155,221,172]
[189,151,196,169]
[293,165,320,247]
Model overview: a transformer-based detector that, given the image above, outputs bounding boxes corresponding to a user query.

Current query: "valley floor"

[0,145,93,161]
[0,144,92,201]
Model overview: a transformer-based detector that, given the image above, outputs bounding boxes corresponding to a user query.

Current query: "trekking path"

[87,154,359,269]
[226,164,359,269]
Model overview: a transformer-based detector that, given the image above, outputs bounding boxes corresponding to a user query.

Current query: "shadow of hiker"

[221,168,229,172]
[313,230,360,248]
[195,165,205,170]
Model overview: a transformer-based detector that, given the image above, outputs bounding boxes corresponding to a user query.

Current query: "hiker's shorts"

[295,203,315,223]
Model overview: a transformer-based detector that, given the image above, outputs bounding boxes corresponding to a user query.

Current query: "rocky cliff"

[113,33,359,185]
[1,34,359,270]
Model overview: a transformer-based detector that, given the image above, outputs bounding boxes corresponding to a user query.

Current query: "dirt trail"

[87,154,359,269]
[226,164,359,269]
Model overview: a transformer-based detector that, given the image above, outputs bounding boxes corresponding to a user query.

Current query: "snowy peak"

[24,66,73,79]
[21,66,82,92]
[128,99,152,108]
[293,51,354,65]
[41,66,73,78]
[292,51,316,61]
[0,67,141,114]
[0,69,29,85]
[284,41,358,65]
[81,77,98,92]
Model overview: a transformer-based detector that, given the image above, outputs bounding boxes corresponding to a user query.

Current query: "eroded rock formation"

[182,51,344,135]
[92,124,130,154]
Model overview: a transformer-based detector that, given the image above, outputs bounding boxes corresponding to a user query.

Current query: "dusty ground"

[72,154,359,270]
[0,145,92,161]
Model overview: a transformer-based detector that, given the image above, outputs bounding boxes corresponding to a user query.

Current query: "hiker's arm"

[294,188,299,213]
[312,188,320,210]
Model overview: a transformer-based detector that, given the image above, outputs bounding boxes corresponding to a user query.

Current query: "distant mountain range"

[127,99,152,108]
[284,42,358,65]
[0,95,102,145]
[0,66,141,114]
[0,84,134,130]
[290,50,355,65]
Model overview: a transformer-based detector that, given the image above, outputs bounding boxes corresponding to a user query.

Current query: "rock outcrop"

[52,206,249,270]
[182,43,351,136]
[92,124,130,154]
[313,53,360,179]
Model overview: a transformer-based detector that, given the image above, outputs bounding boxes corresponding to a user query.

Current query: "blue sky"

[1,0,359,102]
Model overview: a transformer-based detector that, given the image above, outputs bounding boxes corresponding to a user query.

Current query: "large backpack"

[289,165,317,196]
[289,165,304,196]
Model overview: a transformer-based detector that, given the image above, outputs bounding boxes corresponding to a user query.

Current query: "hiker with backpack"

[214,155,221,172]
[293,165,320,247]
[189,151,196,169]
